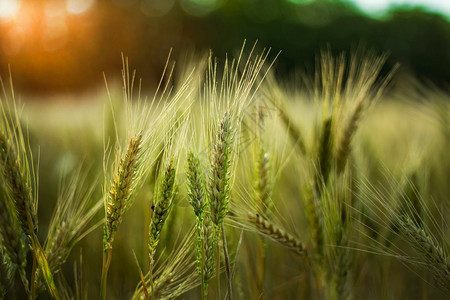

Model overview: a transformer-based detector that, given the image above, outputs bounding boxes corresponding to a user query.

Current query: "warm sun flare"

[0,0,20,19]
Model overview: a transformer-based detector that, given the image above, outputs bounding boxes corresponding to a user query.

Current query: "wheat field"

[0,45,449,299]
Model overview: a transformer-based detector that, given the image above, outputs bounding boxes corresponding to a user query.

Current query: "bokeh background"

[0,0,449,96]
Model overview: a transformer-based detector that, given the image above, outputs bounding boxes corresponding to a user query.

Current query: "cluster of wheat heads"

[1,45,449,299]
[0,74,103,299]
[229,49,448,299]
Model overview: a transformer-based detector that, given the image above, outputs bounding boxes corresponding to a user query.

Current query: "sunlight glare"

[0,0,20,19]
[66,0,95,15]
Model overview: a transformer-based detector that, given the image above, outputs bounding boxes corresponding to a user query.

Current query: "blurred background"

[0,0,449,97]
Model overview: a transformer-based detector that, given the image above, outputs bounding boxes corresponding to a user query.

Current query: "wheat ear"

[254,147,272,214]
[209,112,234,299]
[336,101,364,174]
[0,132,59,298]
[103,133,143,250]
[400,216,450,290]
[248,213,307,257]
[187,152,207,220]
[209,112,233,228]
[0,132,37,236]
[186,151,217,300]
[101,133,143,300]
[148,156,177,261]
[0,185,28,292]
[148,156,177,299]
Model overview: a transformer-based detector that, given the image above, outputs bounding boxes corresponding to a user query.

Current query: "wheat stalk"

[304,185,324,264]
[133,228,199,300]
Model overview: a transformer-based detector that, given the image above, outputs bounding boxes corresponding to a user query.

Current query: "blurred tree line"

[0,0,448,94]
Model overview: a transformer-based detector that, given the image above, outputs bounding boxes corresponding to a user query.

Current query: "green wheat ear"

[0,131,38,237]
[0,184,28,292]
[101,133,143,300]
[209,112,233,228]
[1,99,59,298]
[187,152,207,220]
[103,133,143,250]
[186,151,216,299]
[148,156,177,261]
